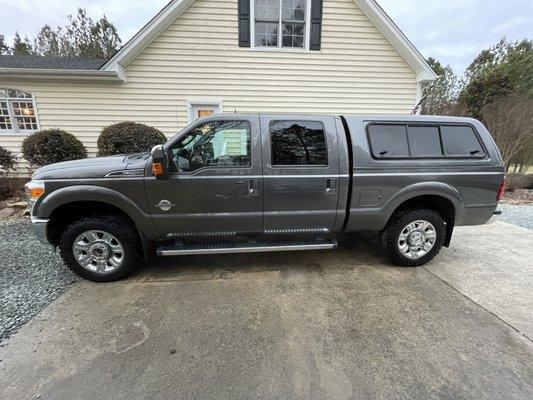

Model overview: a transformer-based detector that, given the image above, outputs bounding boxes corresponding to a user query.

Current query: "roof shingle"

[0,55,105,70]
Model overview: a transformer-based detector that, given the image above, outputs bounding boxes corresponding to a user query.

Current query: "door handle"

[325,178,337,194]
[248,179,260,196]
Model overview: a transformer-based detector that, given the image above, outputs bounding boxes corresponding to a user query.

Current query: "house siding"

[0,0,417,172]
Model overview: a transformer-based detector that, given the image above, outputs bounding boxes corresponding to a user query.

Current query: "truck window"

[407,126,442,156]
[441,125,484,156]
[169,120,251,172]
[270,121,327,166]
[367,124,409,157]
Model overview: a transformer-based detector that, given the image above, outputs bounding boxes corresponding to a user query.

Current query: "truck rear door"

[260,115,340,233]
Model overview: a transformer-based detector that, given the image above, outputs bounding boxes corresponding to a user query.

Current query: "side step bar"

[157,239,338,256]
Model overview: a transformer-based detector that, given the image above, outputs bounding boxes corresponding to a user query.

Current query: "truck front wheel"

[59,215,141,282]
[380,209,446,267]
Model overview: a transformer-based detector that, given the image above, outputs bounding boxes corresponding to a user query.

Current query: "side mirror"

[151,144,170,180]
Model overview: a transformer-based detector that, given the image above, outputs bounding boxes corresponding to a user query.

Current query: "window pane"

[0,101,12,130]
[367,124,409,157]
[170,121,251,172]
[282,0,306,21]
[255,22,278,47]
[197,109,214,119]
[407,126,442,156]
[7,89,32,99]
[11,101,37,130]
[16,117,38,130]
[255,0,280,21]
[282,22,304,48]
[271,120,327,166]
[11,101,35,117]
[0,89,37,132]
[441,125,484,156]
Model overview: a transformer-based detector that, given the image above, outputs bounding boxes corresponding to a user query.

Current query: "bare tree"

[480,94,533,170]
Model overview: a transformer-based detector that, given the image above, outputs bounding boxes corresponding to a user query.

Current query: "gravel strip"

[0,218,79,343]
[498,204,533,230]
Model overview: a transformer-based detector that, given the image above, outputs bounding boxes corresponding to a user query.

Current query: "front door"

[260,115,340,233]
[145,116,263,237]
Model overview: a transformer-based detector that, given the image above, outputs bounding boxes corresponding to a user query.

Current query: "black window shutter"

[309,0,323,51]
[238,0,251,47]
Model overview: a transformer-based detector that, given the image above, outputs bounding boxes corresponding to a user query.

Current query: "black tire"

[59,214,141,282]
[380,209,446,267]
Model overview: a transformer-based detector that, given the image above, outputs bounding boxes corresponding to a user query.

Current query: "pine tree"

[33,25,61,56]
[8,8,122,59]
[0,34,10,55]
[12,32,33,56]
[421,58,459,115]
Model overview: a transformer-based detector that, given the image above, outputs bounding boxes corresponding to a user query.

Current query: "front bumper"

[30,217,50,244]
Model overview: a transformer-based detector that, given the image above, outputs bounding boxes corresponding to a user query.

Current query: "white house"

[0,0,436,169]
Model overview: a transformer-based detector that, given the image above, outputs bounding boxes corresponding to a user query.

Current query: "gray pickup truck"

[26,114,505,281]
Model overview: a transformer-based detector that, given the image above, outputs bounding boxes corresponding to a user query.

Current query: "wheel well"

[389,195,456,247]
[47,201,136,246]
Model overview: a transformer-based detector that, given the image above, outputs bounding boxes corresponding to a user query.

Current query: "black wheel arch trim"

[35,185,160,240]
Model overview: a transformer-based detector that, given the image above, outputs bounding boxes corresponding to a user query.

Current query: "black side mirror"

[151,144,170,180]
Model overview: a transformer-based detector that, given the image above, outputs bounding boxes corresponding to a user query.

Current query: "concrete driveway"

[1,221,532,400]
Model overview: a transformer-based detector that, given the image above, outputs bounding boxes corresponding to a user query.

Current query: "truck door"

[260,115,340,233]
[145,116,263,236]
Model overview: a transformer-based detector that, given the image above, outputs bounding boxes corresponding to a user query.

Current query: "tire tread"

[381,208,446,267]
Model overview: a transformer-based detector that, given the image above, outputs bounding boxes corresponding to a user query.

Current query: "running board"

[156,239,338,256]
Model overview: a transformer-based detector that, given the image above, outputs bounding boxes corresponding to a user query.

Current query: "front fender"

[35,185,159,239]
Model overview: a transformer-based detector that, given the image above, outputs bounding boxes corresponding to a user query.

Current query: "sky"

[0,0,532,74]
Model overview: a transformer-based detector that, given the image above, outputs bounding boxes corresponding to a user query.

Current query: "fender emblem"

[156,200,175,212]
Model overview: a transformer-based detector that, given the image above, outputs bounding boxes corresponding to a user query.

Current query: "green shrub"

[0,146,17,174]
[22,129,87,167]
[97,122,167,156]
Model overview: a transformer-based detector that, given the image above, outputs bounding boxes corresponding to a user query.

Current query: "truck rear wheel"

[59,215,140,282]
[380,209,446,267]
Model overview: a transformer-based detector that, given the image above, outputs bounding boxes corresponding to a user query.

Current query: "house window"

[0,89,39,133]
[187,101,223,124]
[252,0,310,50]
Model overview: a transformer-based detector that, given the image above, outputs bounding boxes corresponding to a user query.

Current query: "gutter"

[0,68,125,83]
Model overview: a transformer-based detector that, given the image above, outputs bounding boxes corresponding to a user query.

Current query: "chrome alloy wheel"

[397,220,437,260]
[72,230,124,273]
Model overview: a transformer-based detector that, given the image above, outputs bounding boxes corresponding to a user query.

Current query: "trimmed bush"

[22,129,87,167]
[0,146,17,174]
[97,122,167,156]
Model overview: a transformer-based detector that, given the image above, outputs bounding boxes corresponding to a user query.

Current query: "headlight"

[25,180,45,210]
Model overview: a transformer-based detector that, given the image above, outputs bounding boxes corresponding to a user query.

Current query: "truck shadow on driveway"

[129,232,388,283]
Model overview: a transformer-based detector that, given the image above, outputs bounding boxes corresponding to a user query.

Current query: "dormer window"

[0,89,39,134]
[252,0,311,50]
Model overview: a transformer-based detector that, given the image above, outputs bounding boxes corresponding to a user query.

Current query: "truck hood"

[32,153,150,180]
